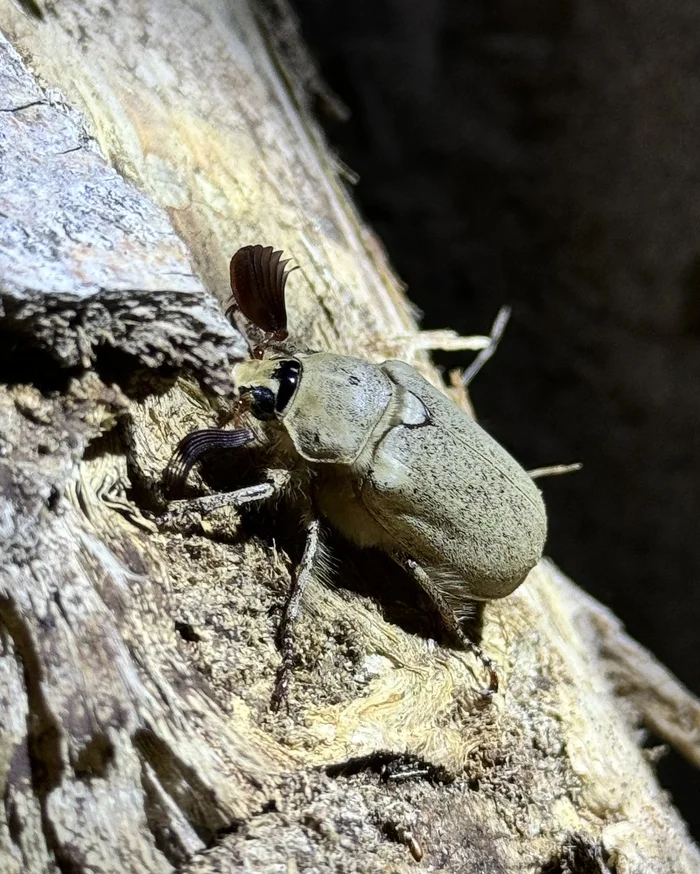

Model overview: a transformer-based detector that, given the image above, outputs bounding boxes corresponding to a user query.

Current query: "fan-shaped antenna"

[227,245,298,343]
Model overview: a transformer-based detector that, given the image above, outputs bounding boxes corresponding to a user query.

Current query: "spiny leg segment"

[272,517,322,711]
[158,482,276,530]
[394,553,499,695]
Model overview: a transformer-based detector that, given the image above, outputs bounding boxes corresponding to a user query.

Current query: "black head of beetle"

[237,358,302,421]
[238,385,276,420]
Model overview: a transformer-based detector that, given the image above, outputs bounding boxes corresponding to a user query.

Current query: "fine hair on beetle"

[162,244,547,710]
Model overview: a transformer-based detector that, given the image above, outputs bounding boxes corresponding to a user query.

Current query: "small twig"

[462,306,511,387]
[529,463,582,480]
[390,329,490,355]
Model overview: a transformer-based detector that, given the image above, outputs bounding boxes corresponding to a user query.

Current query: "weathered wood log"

[1,2,699,872]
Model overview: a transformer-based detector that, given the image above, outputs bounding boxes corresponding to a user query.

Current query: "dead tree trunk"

[1,2,699,872]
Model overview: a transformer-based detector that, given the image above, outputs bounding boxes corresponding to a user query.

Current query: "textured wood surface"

[1,2,699,872]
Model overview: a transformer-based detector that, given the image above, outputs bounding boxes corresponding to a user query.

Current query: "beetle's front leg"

[157,482,277,532]
[158,425,289,532]
[271,517,322,712]
[394,553,499,696]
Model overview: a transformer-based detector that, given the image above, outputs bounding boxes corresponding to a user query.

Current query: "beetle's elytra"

[163,245,547,708]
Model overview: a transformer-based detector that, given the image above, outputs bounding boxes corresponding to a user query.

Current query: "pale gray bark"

[0,2,699,872]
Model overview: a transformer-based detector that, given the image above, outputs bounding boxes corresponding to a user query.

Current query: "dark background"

[289,0,700,837]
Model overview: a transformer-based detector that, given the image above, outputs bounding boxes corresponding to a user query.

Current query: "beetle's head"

[233,357,302,422]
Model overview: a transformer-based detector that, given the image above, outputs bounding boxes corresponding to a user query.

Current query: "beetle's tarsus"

[453,630,500,696]
[457,637,499,695]
[270,518,322,711]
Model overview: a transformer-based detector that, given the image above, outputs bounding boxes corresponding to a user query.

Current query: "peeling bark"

[0,2,699,872]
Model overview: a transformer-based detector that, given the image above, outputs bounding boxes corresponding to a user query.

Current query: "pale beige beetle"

[163,245,547,708]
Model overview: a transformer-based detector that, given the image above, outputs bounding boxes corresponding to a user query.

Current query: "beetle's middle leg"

[393,553,499,695]
[271,517,322,712]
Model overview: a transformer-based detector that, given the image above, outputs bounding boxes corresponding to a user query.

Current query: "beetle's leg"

[271,517,322,712]
[157,482,276,532]
[394,554,499,696]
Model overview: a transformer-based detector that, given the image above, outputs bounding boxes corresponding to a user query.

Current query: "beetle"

[162,245,547,709]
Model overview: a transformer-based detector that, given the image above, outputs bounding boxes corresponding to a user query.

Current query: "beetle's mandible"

[162,245,547,709]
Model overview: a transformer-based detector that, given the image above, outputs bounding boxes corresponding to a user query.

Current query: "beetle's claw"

[271,617,296,712]
[476,666,499,702]
[463,642,499,698]
[487,667,499,695]
[270,666,292,713]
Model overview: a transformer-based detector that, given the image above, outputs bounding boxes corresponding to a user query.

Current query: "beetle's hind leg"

[394,554,499,696]
[271,517,323,712]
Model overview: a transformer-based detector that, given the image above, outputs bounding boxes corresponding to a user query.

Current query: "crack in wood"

[0,595,69,872]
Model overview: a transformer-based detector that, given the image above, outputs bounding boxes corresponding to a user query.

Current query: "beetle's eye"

[273,360,301,413]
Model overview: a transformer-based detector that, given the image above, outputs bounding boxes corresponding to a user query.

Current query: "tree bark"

[0,2,698,872]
